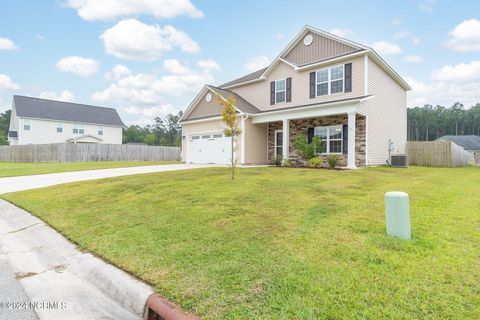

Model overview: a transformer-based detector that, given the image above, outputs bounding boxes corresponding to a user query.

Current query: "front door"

[275,130,283,157]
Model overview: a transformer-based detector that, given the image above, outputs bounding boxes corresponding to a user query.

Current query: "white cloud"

[123,104,177,125]
[370,41,402,55]
[35,34,45,40]
[390,17,402,25]
[244,55,270,72]
[445,19,480,52]
[406,60,480,107]
[197,59,220,71]
[0,37,18,50]
[404,55,423,63]
[92,64,213,123]
[101,19,200,61]
[431,60,480,83]
[56,56,99,77]
[0,74,20,90]
[419,0,435,12]
[39,90,75,102]
[329,28,354,38]
[274,32,284,40]
[65,0,203,21]
[104,64,131,81]
[162,59,190,75]
[394,30,421,45]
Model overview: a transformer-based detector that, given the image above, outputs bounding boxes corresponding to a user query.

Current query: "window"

[57,123,63,133]
[330,66,344,94]
[73,123,84,134]
[191,135,200,140]
[275,130,283,156]
[97,127,103,136]
[275,79,286,103]
[23,119,31,131]
[316,65,345,96]
[201,134,211,139]
[212,133,222,139]
[314,125,342,154]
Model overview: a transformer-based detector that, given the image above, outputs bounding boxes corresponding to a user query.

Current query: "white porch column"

[240,116,246,165]
[282,119,289,161]
[347,111,356,169]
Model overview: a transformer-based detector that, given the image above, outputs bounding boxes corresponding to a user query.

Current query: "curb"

[146,294,198,320]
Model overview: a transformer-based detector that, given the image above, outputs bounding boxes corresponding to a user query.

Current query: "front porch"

[265,113,366,168]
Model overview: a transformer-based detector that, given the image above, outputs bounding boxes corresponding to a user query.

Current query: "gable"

[283,31,359,66]
[185,90,223,120]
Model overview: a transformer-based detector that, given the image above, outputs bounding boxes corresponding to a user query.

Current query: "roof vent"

[303,34,313,46]
[205,92,212,102]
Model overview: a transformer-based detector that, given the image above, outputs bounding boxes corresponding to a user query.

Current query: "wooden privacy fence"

[0,143,181,163]
[407,141,473,167]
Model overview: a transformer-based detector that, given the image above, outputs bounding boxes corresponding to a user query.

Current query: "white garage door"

[188,133,232,164]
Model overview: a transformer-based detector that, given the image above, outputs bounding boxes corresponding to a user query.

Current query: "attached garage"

[187,132,232,164]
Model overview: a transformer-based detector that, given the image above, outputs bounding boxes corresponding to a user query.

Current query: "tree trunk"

[231,136,234,180]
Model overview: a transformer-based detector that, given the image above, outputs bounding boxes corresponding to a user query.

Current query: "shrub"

[327,154,341,169]
[271,155,283,167]
[282,159,291,167]
[307,156,323,168]
[293,134,323,161]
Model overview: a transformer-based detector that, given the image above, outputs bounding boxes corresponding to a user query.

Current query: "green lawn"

[0,161,180,177]
[3,167,479,319]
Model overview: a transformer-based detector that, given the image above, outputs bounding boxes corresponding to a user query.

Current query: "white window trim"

[57,122,63,133]
[23,119,31,131]
[274,129,283,156]
[315,64,345,97]
[97,126,103,136]
[274,78,287,104]
[73,123,85,135]
[314,125,343,154]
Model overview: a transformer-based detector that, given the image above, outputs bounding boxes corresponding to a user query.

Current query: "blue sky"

[1,0,480,125]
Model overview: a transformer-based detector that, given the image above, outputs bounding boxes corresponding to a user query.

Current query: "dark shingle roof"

[13,95,124,126]
[436,135,480,150]
[208,85,261,114]
[219,67,268,88]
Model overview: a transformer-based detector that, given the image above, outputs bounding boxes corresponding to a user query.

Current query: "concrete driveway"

[0,163,217,194]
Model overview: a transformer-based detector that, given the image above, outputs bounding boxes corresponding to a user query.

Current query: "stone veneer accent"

[267,114,366,167]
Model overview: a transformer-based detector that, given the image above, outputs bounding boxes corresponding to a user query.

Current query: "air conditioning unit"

[391,154,408,168]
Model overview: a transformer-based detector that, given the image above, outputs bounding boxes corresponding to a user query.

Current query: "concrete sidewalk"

[0,199,153,319]
[0,163,217,194]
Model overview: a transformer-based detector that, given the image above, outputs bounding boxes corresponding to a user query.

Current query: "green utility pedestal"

[385,191,411,240]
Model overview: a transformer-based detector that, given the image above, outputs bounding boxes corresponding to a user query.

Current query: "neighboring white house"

[8,95,124,145]
[179,25,411,167]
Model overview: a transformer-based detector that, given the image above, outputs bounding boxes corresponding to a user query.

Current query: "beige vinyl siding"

[230,56,364,112]
[357,57,407,165]
[284,31,358,66]
[244,117,267,164]
[185,91,222,120]
[181,119,240,162]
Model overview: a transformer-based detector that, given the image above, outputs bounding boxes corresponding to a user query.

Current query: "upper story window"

[275,79,286,103]
[314,125,343,154]
[97,127,103,136]
[73,123,84,134]
[315,65,344,96]
[23,119,31,131]
[57,123,63,133]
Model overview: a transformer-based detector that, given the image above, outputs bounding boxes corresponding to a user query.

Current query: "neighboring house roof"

[66,134,103,143]
[436,135,480,151]
[219,25,410,91]
[13,95,124,126]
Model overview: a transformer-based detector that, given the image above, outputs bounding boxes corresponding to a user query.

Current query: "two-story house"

[8,95,124,145]
[179,25,410,167]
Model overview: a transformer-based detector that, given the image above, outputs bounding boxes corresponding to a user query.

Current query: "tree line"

[407,103,480,141]
[0,109,183,146]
